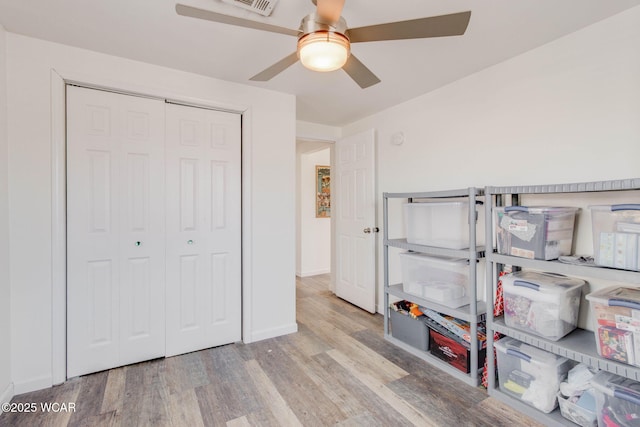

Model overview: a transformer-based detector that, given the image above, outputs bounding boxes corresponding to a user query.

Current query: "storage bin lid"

[494,337,568,367]
[502,271,586,298]
[398,251,468,267]
[589,204,640,213]
[590,371,640,404]
[586,286,640,310]
[495,206,579,214]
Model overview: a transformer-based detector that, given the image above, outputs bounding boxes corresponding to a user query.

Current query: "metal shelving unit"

[484,178,640,425]
[383,187,486,387]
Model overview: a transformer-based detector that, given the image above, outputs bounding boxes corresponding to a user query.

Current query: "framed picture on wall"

[316,165,331,218]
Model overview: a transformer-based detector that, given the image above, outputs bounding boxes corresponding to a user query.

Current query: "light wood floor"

[1,275,543,426]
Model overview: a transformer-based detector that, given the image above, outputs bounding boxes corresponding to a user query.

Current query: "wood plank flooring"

[0,275,543,426]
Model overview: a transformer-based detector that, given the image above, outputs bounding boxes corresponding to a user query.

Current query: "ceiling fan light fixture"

[297,31,350,72]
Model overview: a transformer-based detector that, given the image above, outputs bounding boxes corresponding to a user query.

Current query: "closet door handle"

[187,239,194,245]
[134,241,142,247]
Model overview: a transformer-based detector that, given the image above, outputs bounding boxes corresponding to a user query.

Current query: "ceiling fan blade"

[176,4,300,37]
[250,52,299,81]
[316,0,345,23]
[347,11,471,43]
[342,54,381,89]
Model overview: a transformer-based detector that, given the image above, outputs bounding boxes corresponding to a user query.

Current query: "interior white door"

[164,103,242,357]
[335,129,377,313]
[67,86,166,377]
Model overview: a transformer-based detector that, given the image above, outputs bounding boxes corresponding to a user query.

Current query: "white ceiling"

[1,0,639,126]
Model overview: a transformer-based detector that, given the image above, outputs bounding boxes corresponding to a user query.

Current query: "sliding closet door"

[67,86,166,377]
[165,103,242,357]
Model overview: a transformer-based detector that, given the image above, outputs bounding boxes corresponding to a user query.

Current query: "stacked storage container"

[586,286,640,367]
[483,180,640,427]
[495,206,579,260]
[590,204,640,271]
[495,337,573,413]
[590,371,640,427]
[399,252,482,308]
[397,199,485,375]
[404,201,484,249]
[502,271,586,341]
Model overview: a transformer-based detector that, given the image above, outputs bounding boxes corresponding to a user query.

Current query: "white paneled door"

[67,86,166,377]
[164,103,242,357]
[335,129,377,313]
[67,86,242,377]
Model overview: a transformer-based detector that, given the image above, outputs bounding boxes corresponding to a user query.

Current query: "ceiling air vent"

[221,0,278,16]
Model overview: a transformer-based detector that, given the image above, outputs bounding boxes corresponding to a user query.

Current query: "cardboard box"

[597,326,634,365]
[428,327,486,374]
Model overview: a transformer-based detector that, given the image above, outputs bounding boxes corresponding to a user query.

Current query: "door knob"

[364,228,371,234]
[134,241,142,246]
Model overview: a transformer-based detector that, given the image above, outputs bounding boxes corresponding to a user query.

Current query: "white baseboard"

[245,322,298,344]
[297,269,330,278]
[12,374,52,395]
[0,381,14,404]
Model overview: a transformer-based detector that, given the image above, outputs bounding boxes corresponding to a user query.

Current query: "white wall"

[298,148,331,277]
[0,24,13,405]
[6,33,297,393]
[296,120,341,142]
[343,6,640,313]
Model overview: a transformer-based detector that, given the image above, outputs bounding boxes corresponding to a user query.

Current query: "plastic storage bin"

[399,252,483,308]
[557,391,597,427]
[502,271,586,341]
[404,201,484,249]
[495,337,573,413]
[586,286,640,367]
[495,206,579,260]
[389,309,429,351]
[590,371,640,427]
[590,204,640,271]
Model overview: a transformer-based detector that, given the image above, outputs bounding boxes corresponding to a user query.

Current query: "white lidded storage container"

[503,271,586,341]
[585,286,640,367]
[399,252,482,308]
[495,337,573,414]
[404,201,484,249]
[590,371,640,427]
[495,206,579,260]
[589,204,640,271]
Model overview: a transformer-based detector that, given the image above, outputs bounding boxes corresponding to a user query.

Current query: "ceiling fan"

[176,0,471,88]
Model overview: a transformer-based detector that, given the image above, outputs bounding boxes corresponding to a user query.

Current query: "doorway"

[296,140,334,286]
